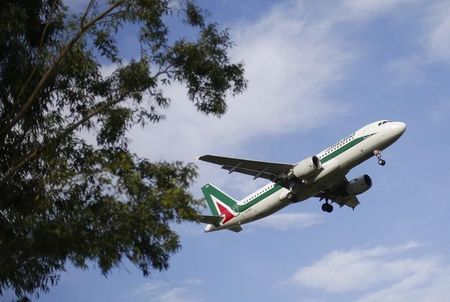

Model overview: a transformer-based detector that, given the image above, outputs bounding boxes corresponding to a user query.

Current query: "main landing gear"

[318,191,333,213]
[373,149,386,166]
[321,202,333,213]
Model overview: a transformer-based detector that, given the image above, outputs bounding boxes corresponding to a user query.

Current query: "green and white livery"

[199,120,406,233]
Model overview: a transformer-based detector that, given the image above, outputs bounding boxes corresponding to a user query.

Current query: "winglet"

[198,155,210,161]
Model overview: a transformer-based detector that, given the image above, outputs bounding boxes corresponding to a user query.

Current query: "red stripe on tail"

[217,202,236,224]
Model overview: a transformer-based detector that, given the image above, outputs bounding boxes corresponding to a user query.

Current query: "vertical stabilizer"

[201,183,239,224]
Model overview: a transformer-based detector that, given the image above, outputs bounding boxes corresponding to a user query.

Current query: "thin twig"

[80,0,96,27]
[12,0,59,114]
[3,58,172,181]
[0,1,123,140]
[2,96,125,181]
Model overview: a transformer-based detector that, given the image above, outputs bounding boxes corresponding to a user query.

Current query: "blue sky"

[28,0,450,301]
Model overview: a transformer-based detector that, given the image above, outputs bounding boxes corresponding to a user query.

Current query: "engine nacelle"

[291,156,322,179]
[346,175,372,196]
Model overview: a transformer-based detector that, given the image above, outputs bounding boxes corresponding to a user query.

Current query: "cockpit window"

[377,120,392,126]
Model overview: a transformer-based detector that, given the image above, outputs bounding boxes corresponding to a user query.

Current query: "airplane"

[198,120,406,233]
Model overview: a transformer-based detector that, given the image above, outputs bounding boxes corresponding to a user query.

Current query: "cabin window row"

[244,184,274,203]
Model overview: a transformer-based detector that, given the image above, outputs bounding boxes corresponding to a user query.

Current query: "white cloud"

[357,272,450,302]
[385,55,425,85]
[290,242,450,302]
[291,242,425,293]
[387,1,450,83]
[129,0,354,165]
[358,260,450,302]
[157,287,198,302]
[131,279,204,302]
[342,0,415,20]
[130,0,432,165]
[424,1,450,63]
[253,212,324,231]
[132,282,162,298]
[429,101,450,124]
[64,0,90,12]
[125,1,360,199]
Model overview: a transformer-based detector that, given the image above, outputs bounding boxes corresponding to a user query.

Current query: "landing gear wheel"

[374,149,386,166]
[378,159,386,166]
[327,204,333,213]
[321,203,333,213]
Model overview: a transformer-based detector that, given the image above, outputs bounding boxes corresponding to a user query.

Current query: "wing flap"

[333,195,360,209]
[222,166,278,180]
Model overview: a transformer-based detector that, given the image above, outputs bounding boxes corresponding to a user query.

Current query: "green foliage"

[0,0,246,299]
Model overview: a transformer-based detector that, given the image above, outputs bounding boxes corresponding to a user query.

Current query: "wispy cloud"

[129,0,431,164]
[125,0,361,199]
[385,55,425,85]
[358,266,450,302]
[423,0,450,63]
[428,101,450,124]
[385,1,450,84]
[64,0,89,12]
[292,242,425,293]
[342,0,417,20]
[290,242,450,302]
[131,279,204,302]
[253,212,324,231]
[129,0,355,166]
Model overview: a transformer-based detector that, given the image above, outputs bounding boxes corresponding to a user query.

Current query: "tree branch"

[2,96,126,181]
[154,63,176,81]
[80,0,97,27]
[0,1,123,140]
[2,58,174,182]
[13,0,60,114]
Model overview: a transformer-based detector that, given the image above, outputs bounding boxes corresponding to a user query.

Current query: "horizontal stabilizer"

[198,215,223,225]
[228,226,243,233]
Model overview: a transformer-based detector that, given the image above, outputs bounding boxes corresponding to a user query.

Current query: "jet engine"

[291,156,322,179]
[345,175,372,196]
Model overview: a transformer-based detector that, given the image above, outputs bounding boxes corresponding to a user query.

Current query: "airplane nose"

[392,121,407,137]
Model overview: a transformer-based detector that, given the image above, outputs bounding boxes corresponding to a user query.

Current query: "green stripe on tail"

[201,183,238,216]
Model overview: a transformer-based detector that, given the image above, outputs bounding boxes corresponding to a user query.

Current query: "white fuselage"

[205,121,406,232]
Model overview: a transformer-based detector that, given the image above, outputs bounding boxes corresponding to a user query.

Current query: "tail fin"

[201,183,239,224]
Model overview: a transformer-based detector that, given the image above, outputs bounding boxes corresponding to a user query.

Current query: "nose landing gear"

[373,149,386,166]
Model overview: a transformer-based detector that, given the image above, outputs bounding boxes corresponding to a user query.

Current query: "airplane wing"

[315,176,360,209]
[198,154,293,181]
